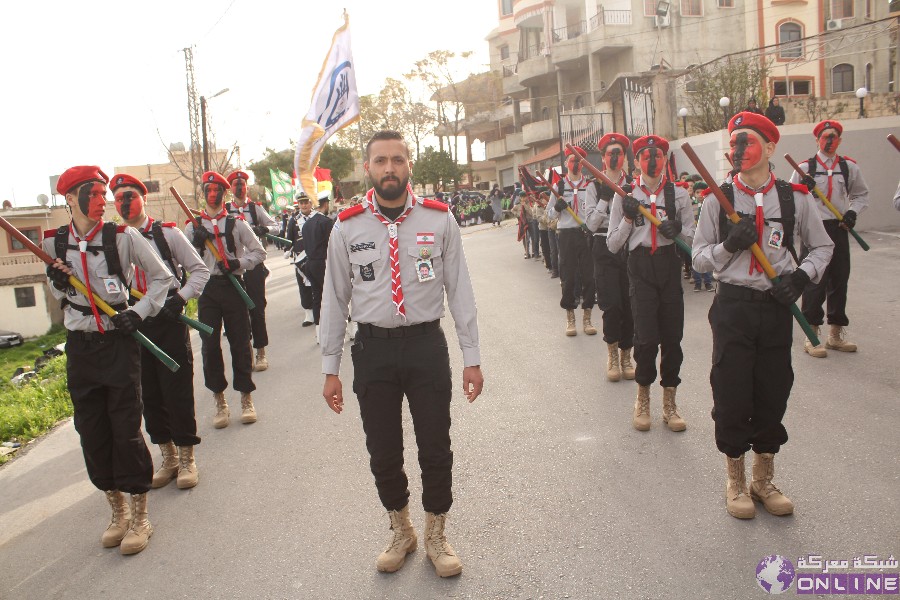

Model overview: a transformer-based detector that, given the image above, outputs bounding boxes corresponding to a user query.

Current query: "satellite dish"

[37,194,49,206]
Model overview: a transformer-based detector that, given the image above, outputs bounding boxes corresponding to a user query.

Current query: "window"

[681,0,702,16]
[832,63,854,93]
[144,180,160,193]
[500,45,510,60]
[718,0,734,6]
[574,95,585,109]
[501,0,513,16]
[644,0,658,16]
[778,22,803,59]
[830,0,853,19]
[14,287,35,308]
[9,227,40,253]
[773,78,813,96]
[541,107,550,120]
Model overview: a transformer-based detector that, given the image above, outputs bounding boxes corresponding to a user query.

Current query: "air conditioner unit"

[827,19,844,30]
[655,13,671,27]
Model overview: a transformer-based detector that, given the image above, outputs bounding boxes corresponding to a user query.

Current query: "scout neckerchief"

[69,221,106,332]
[131,218,155,293]
[638,174,667,254]
[734,173,776,274]
[815,154,837,202]
[366,186,415,319]
[200,209,229,272]
[565,175,587,216]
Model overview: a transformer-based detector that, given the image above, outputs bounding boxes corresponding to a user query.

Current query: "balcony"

[522,118,559,146]
[517,53,553,87]
[507,132,526,152]
[486,139,507,160]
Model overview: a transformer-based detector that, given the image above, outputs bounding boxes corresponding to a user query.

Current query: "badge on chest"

[359,263,376,281]
[415,259,435,282]
[767,226,784,249]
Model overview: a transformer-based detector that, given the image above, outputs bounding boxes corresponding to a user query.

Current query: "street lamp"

[678,107,688,137]
[719,96,731,129]
[201,87,230,171]
[855,87,868,118]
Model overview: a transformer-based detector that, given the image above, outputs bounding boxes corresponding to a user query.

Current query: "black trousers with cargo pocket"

[351,323,454,514]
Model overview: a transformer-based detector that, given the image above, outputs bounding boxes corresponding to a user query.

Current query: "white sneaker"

[302,309,314,327]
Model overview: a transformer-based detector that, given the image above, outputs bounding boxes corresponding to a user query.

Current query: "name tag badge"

[634,214,645,227]
[103,278,121,294]
[768,227,784,249]
[359,263,375,282]
[416,259,435,282]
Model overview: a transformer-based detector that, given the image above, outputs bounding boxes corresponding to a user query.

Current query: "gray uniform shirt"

[894,180,900,212]
[545,176,591,229]
[607,177,695,253]
[43,223,174,331]
[692,180,834,290]
[583,172,629,235]
[184,213,266,277]
[320,196,480,375]
[226,201,280,235]
[134,217,210,302]
[789,152,869,220]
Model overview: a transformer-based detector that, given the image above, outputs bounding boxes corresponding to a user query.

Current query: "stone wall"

[780,92,900,126]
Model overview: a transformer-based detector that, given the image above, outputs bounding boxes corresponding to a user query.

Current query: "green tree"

[685,56,771,134]
[412,147,461,191]
[319,144,354,181]
[247,147,293,189]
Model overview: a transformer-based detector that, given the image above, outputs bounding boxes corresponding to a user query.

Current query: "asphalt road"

[1,222,898,599]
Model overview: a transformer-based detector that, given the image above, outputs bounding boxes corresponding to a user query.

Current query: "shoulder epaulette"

[116,225,128,233]
[421,199,449,212]
[674,181,691,189]
[161,222,177,228]
[843,156,856,163]
[338,204,366,221]
[791,183,810,193]
[43,229,58,240]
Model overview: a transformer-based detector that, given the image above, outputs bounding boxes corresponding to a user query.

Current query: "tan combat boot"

[424,512,462,577]
[725,455,756,519]
[662,386,687,432]
[633,385,651,431]
[240,392,257,424]
[213,392,230,429]
[749,452,794,516]
[120,493,152,555]
[565,310,577,336]
[151,441,179,489]
[606,342,622,382]
[825,325,857,352]
[619,347,636,380]
[176,446,199,489]
[101,490,132,548]
[376,504,418,573]
[253,347,269,371]
[804,325,828,358]
[583,308,598,335]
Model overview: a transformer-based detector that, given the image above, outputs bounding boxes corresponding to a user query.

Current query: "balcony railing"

[0,254,43,267]
[553,20,587,42]
[521,41,546,61]
[602,9,632,25]
[503,63,518,77]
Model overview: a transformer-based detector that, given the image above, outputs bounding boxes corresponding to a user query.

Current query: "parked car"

[0,330,24,349]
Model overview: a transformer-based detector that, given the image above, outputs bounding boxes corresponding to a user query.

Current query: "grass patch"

[0,324,67,380]
[186,298,198,319]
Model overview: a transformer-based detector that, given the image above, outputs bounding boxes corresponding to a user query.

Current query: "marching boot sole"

[302,322,314,327]
[825,342,857,352]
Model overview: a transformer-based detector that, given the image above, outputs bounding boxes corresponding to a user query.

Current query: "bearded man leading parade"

[545,145,598,337]
[693,112,833,518]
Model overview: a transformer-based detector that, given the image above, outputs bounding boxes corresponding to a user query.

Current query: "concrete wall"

[670,115,900,232]
[0,279,53,338]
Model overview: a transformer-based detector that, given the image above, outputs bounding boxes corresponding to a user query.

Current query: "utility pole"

[182,47,202,208]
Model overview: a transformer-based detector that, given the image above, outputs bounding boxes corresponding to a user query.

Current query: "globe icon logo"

[755,555,796,594]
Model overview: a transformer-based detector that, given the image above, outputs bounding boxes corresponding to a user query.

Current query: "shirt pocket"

[348,249,383,283]
[407,245,443,281]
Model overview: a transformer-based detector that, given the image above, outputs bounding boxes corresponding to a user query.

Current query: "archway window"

[778,22,803,59]
[832,63,854,93]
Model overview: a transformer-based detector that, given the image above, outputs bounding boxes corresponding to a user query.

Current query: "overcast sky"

[0,1,497,205]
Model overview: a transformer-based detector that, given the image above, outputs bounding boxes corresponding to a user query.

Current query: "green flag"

[270,169,294,210]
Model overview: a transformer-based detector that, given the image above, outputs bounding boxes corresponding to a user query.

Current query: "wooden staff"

[170,187,255,310]
[680,142,821,346]
[783,154,869,251]
[528,168,591,232]
[0,216,181,372]
[565,143,693,256]
[887,134,900,153]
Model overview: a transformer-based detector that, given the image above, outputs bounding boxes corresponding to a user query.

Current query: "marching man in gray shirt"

[320,130,483,578]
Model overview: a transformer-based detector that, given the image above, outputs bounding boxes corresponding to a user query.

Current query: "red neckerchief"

[734,174,776,274]
[366,187,416,319]
[200,209,229,268]
[816,155,836,202]
[638,175,667,254]
[131,218,155,293]
[69,221,106,332]
[564,175,587,216]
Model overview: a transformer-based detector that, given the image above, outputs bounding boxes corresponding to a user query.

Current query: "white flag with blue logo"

[295,12,359,198]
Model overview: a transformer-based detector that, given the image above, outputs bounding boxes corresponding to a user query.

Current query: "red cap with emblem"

[597,133,630,151]
[632,135,669,156]
[565,145,587,158]
[56,166,109,195]
[226,170,250,184]
[728,111,780,143]
[813,119,843,138]
[201,171,231,189]
[109,173,148,195]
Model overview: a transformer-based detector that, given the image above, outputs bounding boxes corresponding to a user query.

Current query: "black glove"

[111,309,142,334]
[801,175,817,191]
[46,262,72,292]
[218,258,241,273]
[771,269,811,306]
[841,209,857,229]
[191,226,211,249]
[621,184,634,195]
[658,219,682,240]
[598,184,615,202]
[253,225,267,236]
[622,195,641,220]
[161,294,187,321]
[554,198,568,213]
[723,216,758,253]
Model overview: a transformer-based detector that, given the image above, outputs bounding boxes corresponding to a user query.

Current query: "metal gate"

[558,110,615,152]
[622,78,654,137]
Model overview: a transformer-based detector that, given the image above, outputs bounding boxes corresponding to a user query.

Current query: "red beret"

[597,133,630,151]
[201,171,231,190]
[56,165,109,195]
[564,145,587,158]
[632,135,669,156]
[728,111,780,144]
[813,120,842,138]
[226,170,250,184]
[109,173,148,195]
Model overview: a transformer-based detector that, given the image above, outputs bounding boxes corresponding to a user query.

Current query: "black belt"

[716,281,777,303]
[210,274,243,281]
[64,300,127,315]
[357,320,440,339]
[67,329,126,341]
[630,244,677,255]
